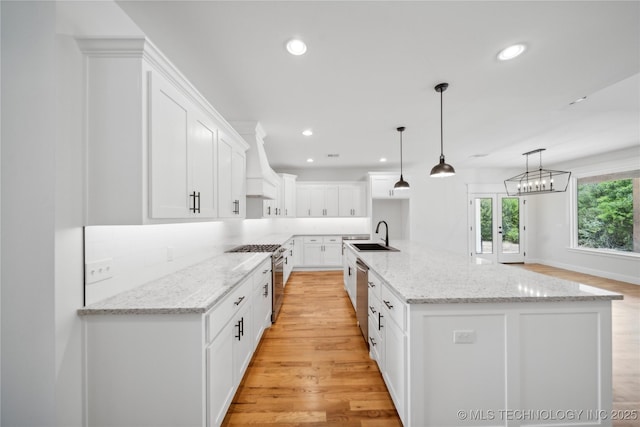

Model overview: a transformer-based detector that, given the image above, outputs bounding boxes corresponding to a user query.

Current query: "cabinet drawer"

[303,236,322,243]
[368,270,383,301]
[253,259,272,290]
[322,236,341,244]
[368,315,383,366]
[368,293,383,335]
[381,284,406,330]
[206,278,251,343]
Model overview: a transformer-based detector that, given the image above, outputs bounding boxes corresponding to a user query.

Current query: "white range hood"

[232,121,278,200]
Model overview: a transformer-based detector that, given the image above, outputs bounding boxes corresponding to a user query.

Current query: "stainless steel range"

[226,244,286,322]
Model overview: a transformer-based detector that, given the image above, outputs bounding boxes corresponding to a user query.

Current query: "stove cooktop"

[226,244,282,253]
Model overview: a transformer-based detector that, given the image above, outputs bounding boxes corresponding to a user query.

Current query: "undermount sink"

[352,243,399,252]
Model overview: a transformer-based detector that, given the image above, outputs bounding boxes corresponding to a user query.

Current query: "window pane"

[475,198,493,254]
[501,198,520,254]
[577,173,639,253]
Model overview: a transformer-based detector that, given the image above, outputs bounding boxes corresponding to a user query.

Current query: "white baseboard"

[292,266,342,272]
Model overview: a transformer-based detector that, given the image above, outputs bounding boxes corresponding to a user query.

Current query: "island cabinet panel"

[408,301,613,427]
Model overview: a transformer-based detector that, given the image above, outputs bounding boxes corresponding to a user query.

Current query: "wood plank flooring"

[223,266,639,427]
[222,271,402,427]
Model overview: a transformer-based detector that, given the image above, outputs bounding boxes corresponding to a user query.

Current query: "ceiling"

[116,1,640,172]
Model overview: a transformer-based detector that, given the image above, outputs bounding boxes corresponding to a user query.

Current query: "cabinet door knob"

[369,337,377,347]
[383,300,393,309]
[234,296,245,306]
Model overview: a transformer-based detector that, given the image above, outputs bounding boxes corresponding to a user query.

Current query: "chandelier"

[504,148,571,196]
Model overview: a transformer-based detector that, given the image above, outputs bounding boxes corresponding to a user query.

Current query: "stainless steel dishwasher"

[355,258,369,347]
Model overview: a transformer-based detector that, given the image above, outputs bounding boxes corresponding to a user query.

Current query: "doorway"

[469,194,525,263]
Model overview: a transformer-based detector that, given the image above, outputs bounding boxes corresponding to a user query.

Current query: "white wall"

[1,2,58,424]
[85,216,370,304]
[406,166,516,255]
[527,146,640,284]
[1,1,144,425]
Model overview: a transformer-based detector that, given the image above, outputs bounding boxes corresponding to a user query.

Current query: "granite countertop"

[78,232,370,316]
[346,240,623,304]
[78,252,271,316]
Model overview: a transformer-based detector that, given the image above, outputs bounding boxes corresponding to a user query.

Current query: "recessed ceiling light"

[286,39,307,56]
[302,129,313,136]
[380,158,387,162]
[306,158,314,163]
[569,96,587,105]
[497,43,526,61]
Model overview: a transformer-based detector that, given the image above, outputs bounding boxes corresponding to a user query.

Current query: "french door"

[469,194,525,263]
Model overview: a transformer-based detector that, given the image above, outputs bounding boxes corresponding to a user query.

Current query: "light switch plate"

[85,258,114,284]
[453,330,476,344]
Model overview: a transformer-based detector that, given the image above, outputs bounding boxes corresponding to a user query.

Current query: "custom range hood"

[232,121,278,200]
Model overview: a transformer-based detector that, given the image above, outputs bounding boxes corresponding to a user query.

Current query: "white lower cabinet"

[301,236,343,267]
[206,281,253,427]
[367,270,408,425]
[252,259,272,348]
[283,239,294,284]
[343,248,357,309]
[83,261,270,427]
[206,322,235,426]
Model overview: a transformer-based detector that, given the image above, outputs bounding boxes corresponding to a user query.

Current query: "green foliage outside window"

[577,178,634,252]
[480,199,492,242]
[501,198,520,244]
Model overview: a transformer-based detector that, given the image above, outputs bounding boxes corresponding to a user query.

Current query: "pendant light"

[504,148,571,196]
[430,82,456,178]
[394,126,410,189]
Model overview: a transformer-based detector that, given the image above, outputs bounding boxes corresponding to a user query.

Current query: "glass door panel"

[474,198,493,254]
[470,194,525,263]
[497,195,524,263]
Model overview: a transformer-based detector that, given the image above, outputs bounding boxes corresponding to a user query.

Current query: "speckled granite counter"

[346,240,623,304]
[78,252,271,315]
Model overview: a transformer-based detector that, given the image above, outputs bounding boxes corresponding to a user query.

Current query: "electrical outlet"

[85,258,113,284]
[167,247,174,262]
[453,330,476,344]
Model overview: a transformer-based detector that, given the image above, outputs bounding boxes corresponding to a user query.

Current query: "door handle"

[383,300,393,309]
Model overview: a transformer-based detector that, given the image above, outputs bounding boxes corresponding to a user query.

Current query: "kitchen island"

[345,240,623,427]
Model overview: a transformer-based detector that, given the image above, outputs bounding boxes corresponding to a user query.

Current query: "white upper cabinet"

[189,110,217,217]
[338,183,367,217]
[218,132,246,218]
[370,173,411,199]
[149,73,217,218]
[280,174,297,217]
[297,184,339,217]
[297,182,365,217]
[78,37,248,225]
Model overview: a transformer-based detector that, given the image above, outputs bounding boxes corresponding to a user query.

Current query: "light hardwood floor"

[222,271,401,427]
[223,266,639,427]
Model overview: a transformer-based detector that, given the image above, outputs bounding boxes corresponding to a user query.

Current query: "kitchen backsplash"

[84,217,369,304]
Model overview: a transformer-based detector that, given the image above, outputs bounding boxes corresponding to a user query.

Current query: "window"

[576,171,639,254]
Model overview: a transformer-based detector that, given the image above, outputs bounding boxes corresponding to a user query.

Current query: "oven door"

[271,254,285,323]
